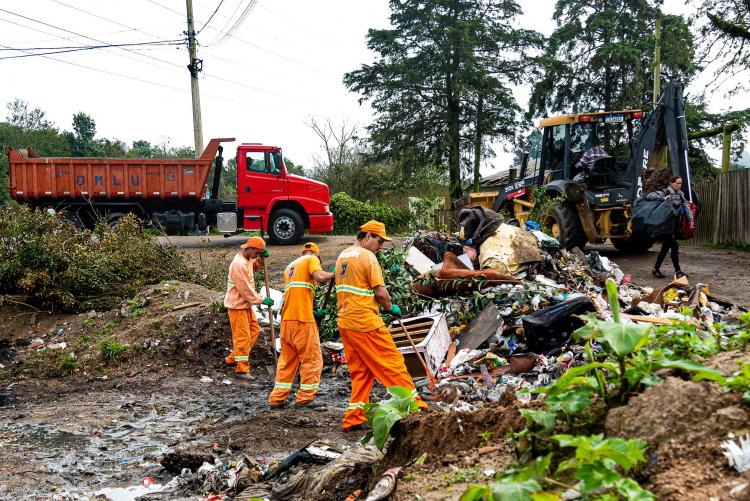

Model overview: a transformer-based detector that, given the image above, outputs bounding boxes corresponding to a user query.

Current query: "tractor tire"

[611,237,654,253]
[269,208,304,245]
[62,209,85,230]
[547,203,587,250]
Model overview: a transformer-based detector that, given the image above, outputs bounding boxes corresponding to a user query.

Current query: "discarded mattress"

[479,223,542,274]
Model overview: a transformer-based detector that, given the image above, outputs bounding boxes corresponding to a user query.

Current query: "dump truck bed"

[6,138,233,202]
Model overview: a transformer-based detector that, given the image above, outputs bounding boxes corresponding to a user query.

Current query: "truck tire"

[611,237,654,253]
[62,210,84,230]
[106,212,125,228]
[547,203,587,250]
[269,208,303,245]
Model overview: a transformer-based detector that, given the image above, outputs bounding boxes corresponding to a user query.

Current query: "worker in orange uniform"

[268,242,335,409]
[335,220,427,431]
[224,236,274,381]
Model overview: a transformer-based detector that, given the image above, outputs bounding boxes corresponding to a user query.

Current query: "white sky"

[1,0,747,179]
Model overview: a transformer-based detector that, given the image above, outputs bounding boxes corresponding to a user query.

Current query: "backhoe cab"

[494,81,693,252]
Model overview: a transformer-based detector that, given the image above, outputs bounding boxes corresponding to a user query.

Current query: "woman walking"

[648,175,694,279]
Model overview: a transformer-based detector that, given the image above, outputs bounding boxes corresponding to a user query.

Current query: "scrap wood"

[457,302,502,351]
[446,353,537,380]
[623,314,673,325]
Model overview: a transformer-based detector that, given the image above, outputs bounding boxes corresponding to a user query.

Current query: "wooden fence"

[690,168,750,246]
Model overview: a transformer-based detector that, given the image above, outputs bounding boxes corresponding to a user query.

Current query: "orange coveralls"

[224,252,263,374]
[335,245,426,430]
[268,255,325,406]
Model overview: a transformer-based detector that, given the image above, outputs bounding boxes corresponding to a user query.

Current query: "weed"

[56,353,78,374]
[82,318,94,327]
[362,386,421,451]
[210,300,226,315]
[98,338,129,360]
[442,466,481,485]
[478,431,494,448]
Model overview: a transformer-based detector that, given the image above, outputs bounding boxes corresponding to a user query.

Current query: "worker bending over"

[224,237,273,381]
[335,220,427,431]
[269,242,334,409]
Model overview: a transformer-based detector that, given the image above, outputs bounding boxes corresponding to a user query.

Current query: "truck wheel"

[611,238,654,253]
[269,209,303,245]
[547,203,587,250]
[106,212,125,228]
[62,210,84,230]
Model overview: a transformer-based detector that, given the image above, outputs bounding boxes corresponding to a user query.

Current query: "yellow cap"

[301,242,320,256]
[240,236,266,250]
[360,220,391,241]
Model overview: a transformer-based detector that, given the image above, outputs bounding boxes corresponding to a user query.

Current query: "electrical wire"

[196,0,225,35]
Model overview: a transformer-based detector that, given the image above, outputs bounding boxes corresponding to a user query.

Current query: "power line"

[207,0,257,46]
[197,0,225,35]
[0,7,186,72]
[0,41,181,60]
[0,39,180,52]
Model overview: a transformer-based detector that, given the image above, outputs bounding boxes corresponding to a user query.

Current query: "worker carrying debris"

[268,242,335,409]
[224,236,274,381]
[335,220,427,431]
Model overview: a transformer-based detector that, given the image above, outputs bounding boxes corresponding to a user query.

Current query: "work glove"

[389,264,401,273]
[389,304,402,317]
[330,266,336,273]
[314,308,327,320]
[261,250,270,258]
[262,297,274,307]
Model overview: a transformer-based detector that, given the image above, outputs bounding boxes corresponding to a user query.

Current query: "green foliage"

[530,3,696,117]
[56,353,78,374]
[329,192,411,234]
[724,361,750,405]
[65,112,103,157]
[345,0,542,200]
[528,187,566,231]
[0,205,195,312]
[695,0,750,92]
[98,338,129,360]
[362,386,420,451]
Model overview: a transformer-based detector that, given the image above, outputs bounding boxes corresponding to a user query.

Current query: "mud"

[606,376,750,500]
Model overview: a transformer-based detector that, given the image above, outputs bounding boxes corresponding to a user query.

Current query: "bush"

[329,192,411,234]
[0,205,195,312]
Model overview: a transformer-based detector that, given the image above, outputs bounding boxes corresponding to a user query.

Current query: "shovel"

[396,318,437,392]
[262,255,278,374]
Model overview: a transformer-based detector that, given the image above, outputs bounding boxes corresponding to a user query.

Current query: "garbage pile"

[385,208,747,408]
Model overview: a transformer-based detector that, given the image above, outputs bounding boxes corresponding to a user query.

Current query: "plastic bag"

[631,197,676,242]
[521,296,596,354]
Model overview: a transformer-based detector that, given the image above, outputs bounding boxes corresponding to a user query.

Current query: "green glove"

[330,266,336,273]
[261,249,270,258]
[389,264,401,273]
[313,308,327,320]
[389,304,402,317]
[262,297,274,306]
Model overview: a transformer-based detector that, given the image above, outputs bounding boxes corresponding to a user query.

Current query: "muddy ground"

[1,235,749,500]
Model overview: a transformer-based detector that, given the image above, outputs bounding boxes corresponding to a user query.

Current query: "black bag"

[522,296,596,354]
[458,206,503,247]
[631,197,676,242]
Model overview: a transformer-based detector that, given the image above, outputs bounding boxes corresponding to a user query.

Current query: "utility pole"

[653,15,661,108]
[186,0,204,158]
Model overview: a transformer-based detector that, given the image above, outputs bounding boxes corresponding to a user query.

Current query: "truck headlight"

[323,205,330,213]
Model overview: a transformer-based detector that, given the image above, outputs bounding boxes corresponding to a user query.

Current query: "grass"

[702,242,750,252]
[97,338,129,360]
[56,353,78,374]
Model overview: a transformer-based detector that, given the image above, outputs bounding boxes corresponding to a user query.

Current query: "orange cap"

[240,236,266,250]
[301,242,320,256]
[360,220,391,241]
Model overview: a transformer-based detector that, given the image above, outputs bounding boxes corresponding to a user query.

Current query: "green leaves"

[459,480,542,501]
[362,386,420,451]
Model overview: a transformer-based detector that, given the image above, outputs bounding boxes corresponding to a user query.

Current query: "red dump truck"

[6,138,333,244]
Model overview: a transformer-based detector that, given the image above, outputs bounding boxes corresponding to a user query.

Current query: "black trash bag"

[413,235,464,263]
[631,197,676,242]
[522,296,596,354]
[458,206,503,247]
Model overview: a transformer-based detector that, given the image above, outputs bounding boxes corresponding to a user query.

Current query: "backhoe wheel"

[269,208,303,245]
[611,237,654,253]
[547,203,587,250]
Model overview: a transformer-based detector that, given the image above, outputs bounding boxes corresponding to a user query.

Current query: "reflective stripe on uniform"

[234,356,249,361]
[284,281,315,292]
[347,401,366,409]
[274,381,293,389]
[299,383,319,390]
[227,279,235,286]
[335,285,374,297]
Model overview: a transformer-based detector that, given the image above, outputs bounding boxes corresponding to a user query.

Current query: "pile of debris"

[380,207,747,408]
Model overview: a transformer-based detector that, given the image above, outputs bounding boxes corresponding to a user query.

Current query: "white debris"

[721,435,750,473]
[199,376,213,383]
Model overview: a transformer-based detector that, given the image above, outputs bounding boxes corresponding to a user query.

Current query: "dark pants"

[654,238,680,273]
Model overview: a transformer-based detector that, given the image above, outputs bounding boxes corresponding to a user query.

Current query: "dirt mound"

[385,390,524,468]
[606,377,750,499]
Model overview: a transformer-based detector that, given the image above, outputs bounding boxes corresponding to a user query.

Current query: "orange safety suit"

[268,255,325,406]
[335,245,426,430]
[224,252,263,374]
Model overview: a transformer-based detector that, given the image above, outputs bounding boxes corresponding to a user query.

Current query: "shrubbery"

[0,205,194,312]
[329,192,411,234]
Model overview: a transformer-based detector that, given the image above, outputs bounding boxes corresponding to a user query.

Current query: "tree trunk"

[473,95,483,192]
[447,3,462,203]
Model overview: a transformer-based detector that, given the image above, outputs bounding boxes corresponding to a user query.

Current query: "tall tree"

[345,0,541,201]
[696,0,750,88]
[529,2,696,118]
[65,112,103,157]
